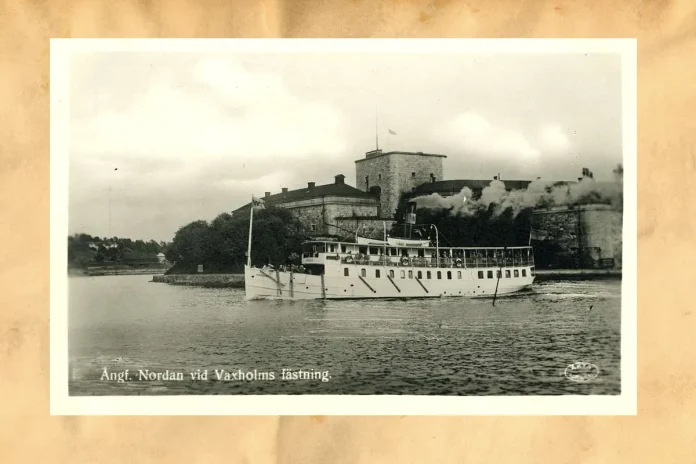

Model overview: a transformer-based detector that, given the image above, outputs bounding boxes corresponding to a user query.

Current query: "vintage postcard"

[50,38,636,415]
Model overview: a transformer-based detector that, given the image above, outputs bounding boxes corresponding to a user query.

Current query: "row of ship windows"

[345,268,530,279]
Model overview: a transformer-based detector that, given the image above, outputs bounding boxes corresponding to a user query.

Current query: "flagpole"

[247,197,254,267]
[375,106,379,150]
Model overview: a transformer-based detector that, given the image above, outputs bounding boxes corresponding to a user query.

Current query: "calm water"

[68,275,621,395]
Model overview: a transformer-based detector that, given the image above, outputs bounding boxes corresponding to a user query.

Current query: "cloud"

[70,57,349,166]
[67,52,621,241]
[538,124,571,153]
[69,56,354,239]
[433,112,575,176]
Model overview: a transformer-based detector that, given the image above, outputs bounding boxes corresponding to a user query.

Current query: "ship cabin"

[300,240,535,277]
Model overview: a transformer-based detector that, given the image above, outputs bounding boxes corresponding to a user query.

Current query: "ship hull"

[244,265,534,300]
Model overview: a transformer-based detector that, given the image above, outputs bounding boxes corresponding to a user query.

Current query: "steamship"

[244,201,536,300]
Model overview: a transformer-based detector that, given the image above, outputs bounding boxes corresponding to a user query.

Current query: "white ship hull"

[245,265,534,300]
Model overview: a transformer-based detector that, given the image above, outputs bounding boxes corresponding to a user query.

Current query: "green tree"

[165,207,306,273]
[391,194,533,247]
[165,220,212,266]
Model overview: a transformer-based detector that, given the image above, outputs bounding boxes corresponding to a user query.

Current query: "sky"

[68,49,623,242]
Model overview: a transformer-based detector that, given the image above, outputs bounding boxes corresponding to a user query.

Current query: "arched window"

[408,270,413,279]
[400,270,405,279]
[447,271,452,280]
[375,269,381,278]
[417,271,422,279]
[361,268,366,277]
[437,271,442,279]
[457,271,462,279]
[344,268,349,276]
[426,271,431,279]
[389,270,395,278]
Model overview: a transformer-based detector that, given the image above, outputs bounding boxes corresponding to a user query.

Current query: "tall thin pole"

[432,225,439,268]
[107,186,112,238]
[383,221,387,259]
[247,198,254,267]
[492,245,507,306]
[375,106,379,150]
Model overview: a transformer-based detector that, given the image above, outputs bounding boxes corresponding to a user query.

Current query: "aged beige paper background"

[1,0,694,462]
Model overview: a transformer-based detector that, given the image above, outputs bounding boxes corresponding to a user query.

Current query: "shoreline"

[151,269,622,288]
[151,274,245,288]
[71,267,170,277]
[534,269,622,281]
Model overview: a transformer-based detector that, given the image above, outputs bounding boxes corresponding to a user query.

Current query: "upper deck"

[301,240,534,269]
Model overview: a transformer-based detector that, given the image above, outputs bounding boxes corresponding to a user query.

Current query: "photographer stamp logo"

[564,362,600,382]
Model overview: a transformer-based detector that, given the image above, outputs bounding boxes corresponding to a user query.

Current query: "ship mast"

[247,196,254,267]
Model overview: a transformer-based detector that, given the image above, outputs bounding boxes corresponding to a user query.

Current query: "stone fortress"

[355,148,446,219]
[234,148,622,269]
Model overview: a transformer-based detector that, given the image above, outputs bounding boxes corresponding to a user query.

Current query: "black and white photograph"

[51,39,636,415]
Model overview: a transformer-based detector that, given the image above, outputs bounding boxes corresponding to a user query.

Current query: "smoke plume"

[412,166,623,217]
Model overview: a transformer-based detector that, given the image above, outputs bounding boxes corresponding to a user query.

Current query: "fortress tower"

[355,149,446,219]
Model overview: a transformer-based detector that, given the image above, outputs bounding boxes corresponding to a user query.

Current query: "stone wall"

[393,154,445,207]
[355,152,395,217]
[582,206,623,268]
[333,217,396,240]
[532,204,622,269]
[355,151,445,220]
[279,196,379,236]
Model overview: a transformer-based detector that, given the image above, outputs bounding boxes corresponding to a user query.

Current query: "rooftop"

[233,174,377,213]
[412,179,534,195]
[355,149,446,162]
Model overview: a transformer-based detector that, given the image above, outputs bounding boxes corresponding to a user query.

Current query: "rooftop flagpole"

[375,105,379,150]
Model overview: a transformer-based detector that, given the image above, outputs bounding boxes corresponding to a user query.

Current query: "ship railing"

[338,255,534,268]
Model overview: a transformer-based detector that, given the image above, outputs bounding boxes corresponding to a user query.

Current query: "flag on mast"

[388,129,397,135]
[251,195,265,209]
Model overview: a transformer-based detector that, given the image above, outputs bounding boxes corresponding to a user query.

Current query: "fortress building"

[355,149,446,219]
[234,149,449,240]
[232,147,622,269]
[232,174,380,237]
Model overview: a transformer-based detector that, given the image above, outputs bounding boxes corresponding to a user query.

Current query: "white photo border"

[50,38,637,416]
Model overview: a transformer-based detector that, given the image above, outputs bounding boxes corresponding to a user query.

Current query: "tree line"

[391,200,535,248]
[68,234,169,266]
[165,200,534,274]
[164,207,307,274]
